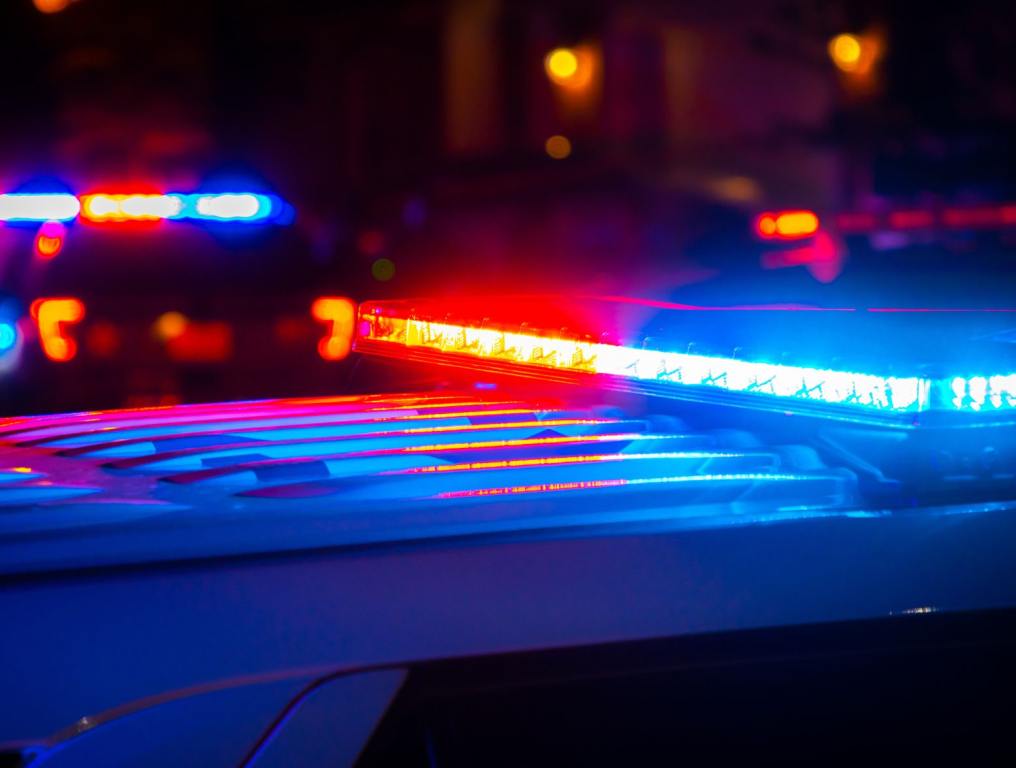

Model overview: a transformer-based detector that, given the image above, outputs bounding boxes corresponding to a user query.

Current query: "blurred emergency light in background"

[544,43,601,120]
[33,222,66,260]
[545,135,572,160]
[828,34,864,72]
[33,0,72,13]
[755,210,821,240]
[152,311,189,344]
[828,30,884,94]
[30,298,85,363]
[311,297,355,361]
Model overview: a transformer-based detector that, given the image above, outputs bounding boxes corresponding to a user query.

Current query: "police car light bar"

[1,190,286,224]
[354,298,1016,425]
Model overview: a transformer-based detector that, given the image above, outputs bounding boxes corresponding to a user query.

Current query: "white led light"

[0,194,80,222]
[194,194,264,220]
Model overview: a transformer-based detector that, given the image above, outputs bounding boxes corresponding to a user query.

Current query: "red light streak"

[887,210,934,230]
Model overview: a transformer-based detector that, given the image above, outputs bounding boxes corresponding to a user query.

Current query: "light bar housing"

[354,297,1016,427]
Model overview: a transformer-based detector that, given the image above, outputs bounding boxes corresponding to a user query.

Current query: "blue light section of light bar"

[0,193,80,222]
[593,345,929,413]
[946,375,1016,411]
[169,193,276,222]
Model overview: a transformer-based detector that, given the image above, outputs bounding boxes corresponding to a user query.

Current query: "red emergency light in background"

[833,204,1016,234]
[30,298,85,362]
[311,297,356,360]
[755,210,820,240]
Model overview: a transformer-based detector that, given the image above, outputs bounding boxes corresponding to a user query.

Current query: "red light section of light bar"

[80,193,181,223]
[755,210,820,240]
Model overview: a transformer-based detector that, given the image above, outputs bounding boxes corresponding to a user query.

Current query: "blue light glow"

[171,193,276,222]
[0,323,16,353]
[0,194,80,222]
[945,375,1016,412]
[593,345,927,413]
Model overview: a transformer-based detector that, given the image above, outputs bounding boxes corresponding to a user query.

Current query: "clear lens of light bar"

[0,194,80,222]
[357,306,1016,419]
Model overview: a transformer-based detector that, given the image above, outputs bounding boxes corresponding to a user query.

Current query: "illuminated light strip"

[360,311,1016,415]
[401,451,752,474]
[0,193,80,222]
[23,404,544,450]
[71,410,590,461]
[400,418,615,435]
[360,315,928,413]
[43,407,544,450]
[948,375,1016,412]
[435,472,809,499]
[402,432,646,454]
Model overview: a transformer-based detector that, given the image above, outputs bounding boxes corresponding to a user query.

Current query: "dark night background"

[1,0,1015,413]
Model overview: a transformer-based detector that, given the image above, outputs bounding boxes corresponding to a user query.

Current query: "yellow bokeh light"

[829,33,863,72]
[153,311,188,343]
[545,135,572,160]
[545,48,579,83]
[34,0,71,13]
